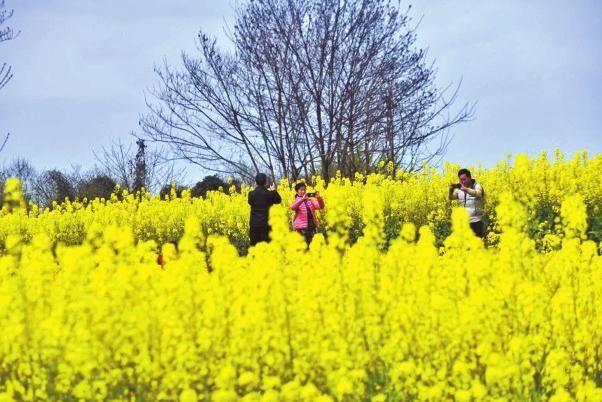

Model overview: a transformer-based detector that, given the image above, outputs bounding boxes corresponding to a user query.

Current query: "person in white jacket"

[449,168,485,238]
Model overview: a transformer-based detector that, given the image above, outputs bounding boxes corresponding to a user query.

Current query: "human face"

[296,186,306,197]
[459,174,471,187]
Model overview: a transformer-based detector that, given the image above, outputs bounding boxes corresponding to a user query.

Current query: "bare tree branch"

[140,0,475,181]
[1,1,19,151]
[94,137,186,193]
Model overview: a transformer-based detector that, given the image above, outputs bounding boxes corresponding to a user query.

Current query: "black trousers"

[249,226,271,246]
[470,221,484,238]
[297,228,316,247]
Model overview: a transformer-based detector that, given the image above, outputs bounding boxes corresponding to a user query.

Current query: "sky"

[1,0,601,181]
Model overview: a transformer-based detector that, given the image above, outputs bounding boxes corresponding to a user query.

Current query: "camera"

[306,192,316,198]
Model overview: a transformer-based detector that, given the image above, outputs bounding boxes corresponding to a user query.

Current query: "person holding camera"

[291,182,325,247]
[248,173,282,246]
[449,168,485,238]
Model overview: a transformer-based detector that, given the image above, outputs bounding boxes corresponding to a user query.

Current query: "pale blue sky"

[1,0,601,180]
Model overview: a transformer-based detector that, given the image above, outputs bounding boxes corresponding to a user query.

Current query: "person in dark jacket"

[248,173,282,246]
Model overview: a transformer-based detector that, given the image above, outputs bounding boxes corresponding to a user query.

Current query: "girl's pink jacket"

[290,196,325,230]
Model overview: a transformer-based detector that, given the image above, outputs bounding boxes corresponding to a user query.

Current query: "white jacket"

[451,182,484,223]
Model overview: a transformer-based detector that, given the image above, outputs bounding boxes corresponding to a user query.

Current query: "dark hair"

[457,168,472,178]
[294,182,306,192]
[255,173,267,186]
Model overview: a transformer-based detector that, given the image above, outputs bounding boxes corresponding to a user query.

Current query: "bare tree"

[0,159,77,208]
[1,0,19,153]
[32,169,76,207]
[94,137,185,193]
[141,0,474,182]
[0,158,37,201]
[0,0,17,90]
[41,165,121,204]
[1,160,119,207]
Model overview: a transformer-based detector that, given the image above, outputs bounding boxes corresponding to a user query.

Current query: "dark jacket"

[248,186,282,228]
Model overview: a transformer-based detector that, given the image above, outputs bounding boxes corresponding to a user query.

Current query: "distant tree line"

[0,139,240,209]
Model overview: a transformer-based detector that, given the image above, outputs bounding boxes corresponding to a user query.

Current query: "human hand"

[269,183,276,191]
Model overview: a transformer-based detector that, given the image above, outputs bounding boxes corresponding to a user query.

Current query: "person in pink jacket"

[291,182,325,246]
